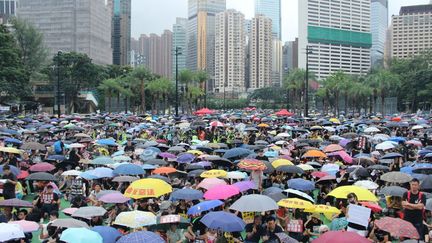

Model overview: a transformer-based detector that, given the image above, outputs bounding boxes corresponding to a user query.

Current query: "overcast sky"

[131,0,431,41]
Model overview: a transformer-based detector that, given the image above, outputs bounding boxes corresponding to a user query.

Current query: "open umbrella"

[380,186,408,197]
[197,178,227,190]
[271,159,293,168]
[229,194,278,212]
[375,217,419,239]
[99,192,130,204]
[152,166,177,174]
[116,231,164,243]
[91,156,115,165]
[204,185,240,200]
[60,227,103,243]
[200,169,227,178]
[21,142,46,151]
[171,188,203,201]
[0,164,20,176]
[327,185,378,201]
[113,164,145,175]
[8,220,39,232]
[223,148,252,159]
[276,165,304,174]
[114,211,156,228]
[72,206,107,218]
[238,159,266,171]
[381,152,403,159]
[287,178,315,191]
[381,172,412,183]
[112,175,139,182]
[187,200,224,215]
[232,180,256,192]
[29,162,55,172]
[354,180,379,190]
[51,218,89,228]
[91,226,121,243]
[304,204,340,214]
[278,198,313,209]
[124,178,172,199]
[0,198,32,208]
[0,223,24,241]
[312,231,370,243]
[200,211,245,232]
[285,188,315,203]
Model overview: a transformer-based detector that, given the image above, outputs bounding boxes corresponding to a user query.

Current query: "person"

[402,178,426,240]
[39,211,59,243]
[245,215,264,243]
[37,185,60,219]
[166,223,184,243]
[346,193,370,237]
[262,217,282,243]
[89,183,102,206]
[124,139,134,153]
[1,165,17,199]
[335,165,349,186]
[304,213,322,241]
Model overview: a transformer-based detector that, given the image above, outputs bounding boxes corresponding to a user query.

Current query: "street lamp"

[175,47,182,117]
[305,46,313,117]
[56,51,62,117]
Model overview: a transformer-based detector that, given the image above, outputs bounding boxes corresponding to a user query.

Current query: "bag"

[407,191,426,219]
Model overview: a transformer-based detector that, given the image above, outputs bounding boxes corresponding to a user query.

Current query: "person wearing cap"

[304,213,322,241]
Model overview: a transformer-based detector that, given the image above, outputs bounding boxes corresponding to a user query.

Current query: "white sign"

[347,204,371,227]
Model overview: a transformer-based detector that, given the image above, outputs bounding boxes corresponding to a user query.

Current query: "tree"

[0,24,30,102]
[131,67,152,114]
[367,68,400,115]
[195,70,209,107]
[283,69,305,112]
[179,69,195,114]
[98,78,121,113]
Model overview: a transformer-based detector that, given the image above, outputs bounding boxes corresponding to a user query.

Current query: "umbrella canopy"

[238,159,266,171]
[232,180,256,192]
[200,169,227,178]
[312,231,370,243]
[287,178,315,191]
[152,166,177,174]
[0,198,32,207]
[91,226,121,243]
[381,171,412,183]
[112,175,139,182]
[21,142,46,151]
[381,152,403,159]
[225,171,248,180]
[8,220,39,232]
[275,109,293,116]
[26,172,58,181]
[375,217,419,239]
[323,144,344,153]
[380,186,408,197]
[200,211,246,232]
[327,185,378,201]
[187,200,224,215]
[91,156,115,165]
[72,206,107,218]
[60,227,103,243]
[223,148,252,159]
[271,159,293,168]
[203,184,240,200]
[171,188,203,201]
[99,192,130,204]
[305,204,340,214]
[276,165,304,174]
[124,178,172,199]
[303,150,327,158]
[116,231,164,243]
[229,194,278,212]
[285,188,315,203]
[0,223,24,242]
[29,162,55,172]
[354,180,379,190]
[51,218,89,228]
[176,153,195,163]
[113,164,145,175]
[278,198,313,209]
[113,211,156,228]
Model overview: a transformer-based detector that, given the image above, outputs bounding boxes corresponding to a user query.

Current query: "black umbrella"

[380,186,407,197]
[347,167,370,178]
[421,175,432,191]
[381,152,403,160]
[187,169,205,178]
[185,164,204,171]
[147,174,171,183]
[367,164,390,171]
[276,165,304,174]
[196,147,213,154]
[26,172,57,181]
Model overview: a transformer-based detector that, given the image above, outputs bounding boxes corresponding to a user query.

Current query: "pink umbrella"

[158,152,176,159]
[232,181,255,192]
[29,162,55,172]
[9,220,39,232]
[204,185,240,200]
[327,151,353,164]
[62,208,78,216]
[99,192,129,203]
[197,178,227,190]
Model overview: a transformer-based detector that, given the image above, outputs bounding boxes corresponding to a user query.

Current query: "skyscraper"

[139,31,173,79]
[391,3,432,59]
[371,0,388,67]
[172,17,188,79]
[108,0,131,65]
[186,0,226,90]
[298,0,372,80]
[282,39,298,76]
[214,9,246,93]
[272,39,283,87]
[18,0,112,65]
[249,15,272,90]
[0,0,16,24]
[255,0,281,40]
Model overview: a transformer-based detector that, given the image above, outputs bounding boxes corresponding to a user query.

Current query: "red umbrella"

[311,171,328,178]
[238,159,266,171]
[391,117,402,122]
[316,175,336,183]
[323,144,344,153]
[275,109,293,117]
[312,231,370,243]
[17,170,29,179]
[375,216,419,239]
[360,202,382,213]
[29,162,55,172]
[194,108,214,115]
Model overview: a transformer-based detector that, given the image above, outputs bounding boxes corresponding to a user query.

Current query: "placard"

[286,219,303,233]
[347,204,371,227]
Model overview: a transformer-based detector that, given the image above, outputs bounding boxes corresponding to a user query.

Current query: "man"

[39,211,59,242]
[335,165,349,186]
[1,165,17,199]
[304,213,322,241]
[346,193,370,237]
[403,178,426,240]
[38,185,60,218]
[245,215,264,243]
[262,217,283,243]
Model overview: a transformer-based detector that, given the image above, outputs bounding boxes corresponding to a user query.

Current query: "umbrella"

[0,164,20,176]
[412,163,432,174]
[323,144,344,153]
[225,171,248,179]
[201,169,227,178]
[238,159,266,171]
[426,198,432,211]
[204,185,240,200]
[360,202,382,213]
[376,141,397,150]
[176,153,195,163]
[113,164,145,175]
[380,186,408,197]
[223,148,252,159]
[316,175,336,183]
[232,180,256,192]
[278,198,313,209]
[312,231,370,243]
[263,187,283,195]
[327,185,378,201]
[381,171,412,183]
[375,217,419,239]
[114,211,156,228]
[367,164,390,171]
[91,226,121,243]
[124,178,172,199]
[89,167,114,178]
[229,194,278,212]
[112,155,132,162]
[197,178,227,190]
[297,164,315,171]
[188,169,206,178]
[72,206,107,218]
[287,178,315,191]
[8,220,39,232]
[112,175,139,182]
[303,150,327,158]
[60,227,103,243]
[271,159,293,168]
[96,138,118,146]
[26,172,57,181]
[159,152,176,159]
[46,154,66,162]
[330,218,349,231]
[99,192,130,204]
[276,165,304,174]
[149,215,190,230]
[187,200,224,215]
[21,142,46,151]
[200,211,246,232]
[29,162,55,172]
[51,218,90,228]
[304,204,340,214]
[0,198,32,208]
[0,147,22,154]
[381,152,403,159]
[311,171,328,178]
[0,223,24,241]
[285,188,315,203]
[364,127,380,133]
[276,233,299,243]
[4,138,22,144]
[354,180,379,190]
[152,166,177,174]
[61,170,82,176]
[91,156,115,165]
[144,159,168,166]
[147,174,171,183]
[171,188,203,201]
[116,231,164,243]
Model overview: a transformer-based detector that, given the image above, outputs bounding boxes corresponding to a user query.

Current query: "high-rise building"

[18,0,112,65]
[139,34,150,67]
[131,37,139,53]
[214,9,246,93]
[160,30,173,79]
[0,0,17,24]
[282,39,298,76]
[108,0,131,65]
[186,0,226,90]
[255,0,281,40]
[172,17,188,80]
[138,31,173,79]
[272,39,283,87]
[249,15,272,90]
[371,0,388,67]
[391,3,432,59]
[298,0,372,80]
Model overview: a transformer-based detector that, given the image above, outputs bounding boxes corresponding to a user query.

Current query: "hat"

[311,213,320,219]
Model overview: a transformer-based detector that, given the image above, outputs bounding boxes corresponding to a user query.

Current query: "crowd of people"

[0,109,431,243]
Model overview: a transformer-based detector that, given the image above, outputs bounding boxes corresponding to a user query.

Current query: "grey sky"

[131,0,431,41]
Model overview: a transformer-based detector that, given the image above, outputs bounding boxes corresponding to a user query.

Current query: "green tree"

[98,78,121,113]
[179,69,196,114]
[131,67,152,114]
[195,70,209,107]
[367,68,400,115]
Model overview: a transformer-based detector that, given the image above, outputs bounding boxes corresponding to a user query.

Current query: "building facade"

[18,0,112,65]
[249,15,272,90]
[214,10,245,93]
[255,0,281,40]
[138,31,173,79]
[108,0,131,65]
[0,0,16,24]
[282,39,298,76]
[298,0,372,80]
[172,17,188,80]
[391,3,432,59]
[371,0,388,67]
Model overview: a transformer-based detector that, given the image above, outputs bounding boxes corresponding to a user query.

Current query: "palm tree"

[98,78,121,113]
[131,67,152,114]
[367,69,400,115]
[195,70,209,107]
[283,69,305,113]
[179,70,195,114]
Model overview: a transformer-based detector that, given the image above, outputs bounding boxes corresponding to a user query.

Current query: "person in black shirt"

[124,139,134,153]
[262,217,283,243]
[245,215,264,243]
[1,165,17,199]
[346,193,370,237]
[304,213,322,241]
[403,178,426,240]
[335,166,349,186]
[255,150,269,161]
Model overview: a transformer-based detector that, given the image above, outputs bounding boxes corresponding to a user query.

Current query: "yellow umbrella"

[271,159,293,168]
[270,145,281,151]
[187,150,203,155]
[327,185,378,202]
[113,210,156,228]
[329,118,341,124]
[277,198,314,209]
[124,178,172,199]
[305,204,340,214]
[0,147,23,155]
[200,169,227,178]
[297,164,315,171]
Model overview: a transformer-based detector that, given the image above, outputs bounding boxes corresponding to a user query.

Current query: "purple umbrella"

[98,192,129,204]
[339,139,351,147]
[158,152,176,159]
[232,180,256,192]
[194,161,212,167]
[0,198,33,207]
[176,153,195,164]
[116,231,164,243]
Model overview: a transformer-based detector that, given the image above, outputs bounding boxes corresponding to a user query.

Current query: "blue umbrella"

[96,139,118,146]
[80,171,99,180]
[264,151,278,158]
[412,163,432,174]
[200,211,246,232]
[60,228,103,243]
[0,165,20,176]
[112,150,125,157]
[330,217,348,230]
[113,164,145,175]
[388,137,406,143]
[170,188,203,201]
[4,138,22,144]
[354,153,370,158]
[263,187,283,195]
[176,153,195,164]
[400,166,413,174]
[420,150,432,157]
[146,147,161,154]
[91,156,115,165]
[140,149,158,161]
[223,148,252,159]
[0,128,18,135]
[116,231,164,243]
[142,164,157,170]
[91,226,121,243]
[381,152,403,159]
[46,154,66,161]
[287,178,315,191]
[85,168,114,179]
[187,200,223,215]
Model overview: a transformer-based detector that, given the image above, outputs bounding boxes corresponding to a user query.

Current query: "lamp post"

[304,46,313,117]
[56,51,62,117]
[175,47,182,117]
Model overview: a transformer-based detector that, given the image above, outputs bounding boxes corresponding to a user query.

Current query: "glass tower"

[255,0,281,40]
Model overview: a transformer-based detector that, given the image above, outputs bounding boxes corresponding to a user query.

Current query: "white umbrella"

[229,194,278,212]
[412,125,424,130]
[323,127,336,132]
[284,188,315,203]
[61,170,82,177]
[113,155,132,162]
[0,223,24,241]
[372,134,390,142]
[376,141,397,150]
[354,180,379,190]
[364,127,380,133]
[225,171,248,179]
[68,143,85,149]
[276,133,291,138]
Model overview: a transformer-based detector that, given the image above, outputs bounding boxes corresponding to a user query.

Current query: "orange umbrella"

[152,167,177,174]
[257,123,269,128]
[238,159,266,171]
[302,150,327,158]
[323,144,343,153]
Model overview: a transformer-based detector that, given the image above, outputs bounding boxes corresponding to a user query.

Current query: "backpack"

[407,191,426,219]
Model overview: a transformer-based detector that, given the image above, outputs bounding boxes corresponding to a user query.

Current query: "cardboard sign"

[286,219,303,233]
[347,204,371,227]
